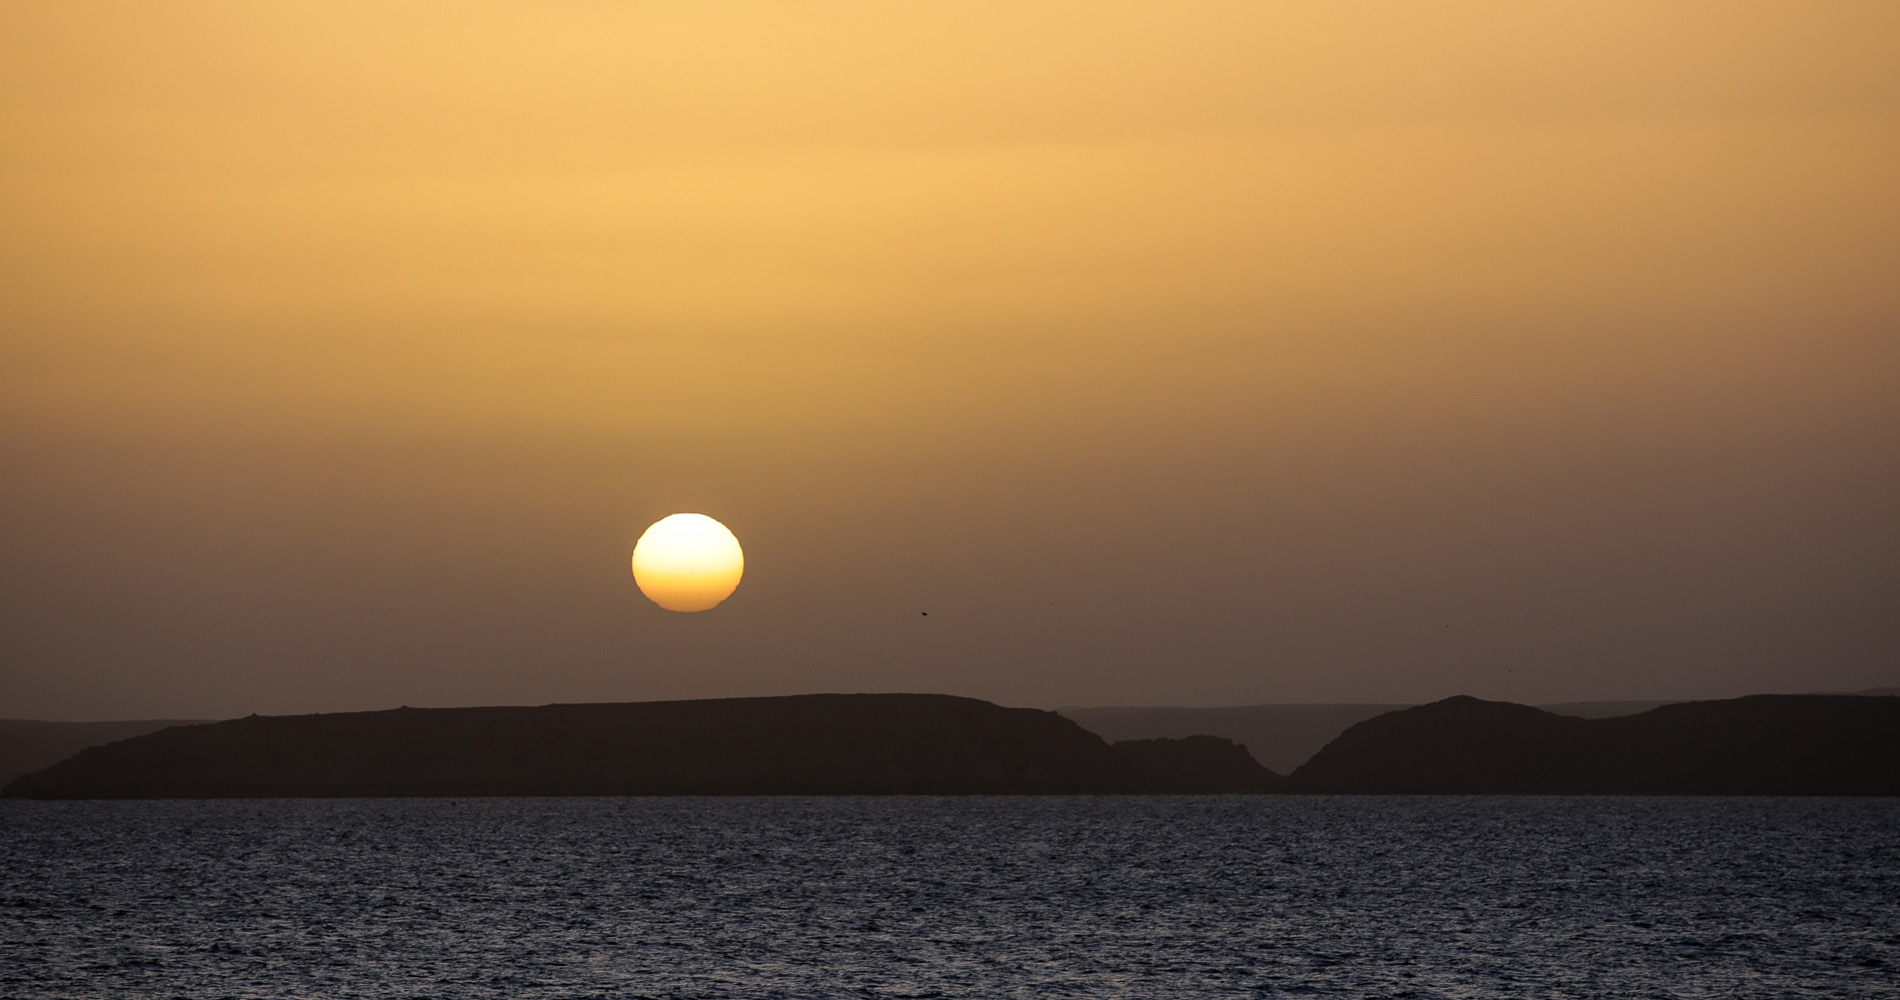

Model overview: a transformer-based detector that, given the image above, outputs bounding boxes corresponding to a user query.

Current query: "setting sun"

[631,514,744,613]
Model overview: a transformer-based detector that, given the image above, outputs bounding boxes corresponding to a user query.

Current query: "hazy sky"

[4,1,1897,720]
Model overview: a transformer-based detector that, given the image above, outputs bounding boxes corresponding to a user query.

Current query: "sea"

[3,796,1897,998]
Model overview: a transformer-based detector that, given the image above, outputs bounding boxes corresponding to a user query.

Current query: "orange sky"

[3,2,1897,719]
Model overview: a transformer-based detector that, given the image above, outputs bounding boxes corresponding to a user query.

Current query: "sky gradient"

[4,1,1897,720]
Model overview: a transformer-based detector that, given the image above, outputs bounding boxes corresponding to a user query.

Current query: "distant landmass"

[1063,690,1898,773]
[5,691,1895,799]
[1062,704,1413,774]
[1285,694,1900,794]
[1062,701,1673,773]
[0,719,207,789]
[0,694,1279,799]
[1112,735,1282,793]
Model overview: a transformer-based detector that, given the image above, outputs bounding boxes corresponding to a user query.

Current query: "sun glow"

[631,513,745,612]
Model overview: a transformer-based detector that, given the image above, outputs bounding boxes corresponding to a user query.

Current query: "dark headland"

[1285,694,1900,795]
[4,692,1895,798]
[0,694,1280,799]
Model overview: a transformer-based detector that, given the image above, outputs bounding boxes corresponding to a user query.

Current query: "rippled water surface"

[4,796,1898,998]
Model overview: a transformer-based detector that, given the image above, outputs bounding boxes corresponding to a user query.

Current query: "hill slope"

[0,719,206,788]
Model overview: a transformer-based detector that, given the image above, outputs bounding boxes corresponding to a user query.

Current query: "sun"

[631,513,744,612]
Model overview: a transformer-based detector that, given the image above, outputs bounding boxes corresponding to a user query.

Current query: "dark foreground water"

[3,797,1897,998]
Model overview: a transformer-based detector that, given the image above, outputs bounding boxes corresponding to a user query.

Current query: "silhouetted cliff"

[1287,694,1900,794]
[1112,735,1283,792]
[1,694,1256,798]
